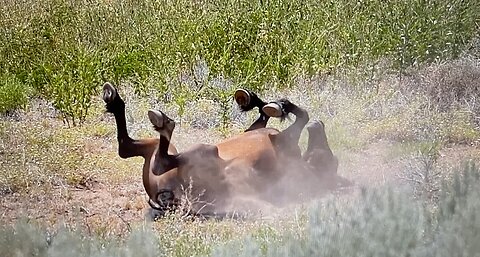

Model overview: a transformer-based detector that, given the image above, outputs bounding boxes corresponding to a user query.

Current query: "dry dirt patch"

[1,181,148,236]
[2,136,477,233]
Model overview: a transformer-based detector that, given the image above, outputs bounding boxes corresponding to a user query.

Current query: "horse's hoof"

[148,109,165,128]
[262,102,284,118]
[306,121,324,131]
[234,89,251,107]
[102,82,116,103]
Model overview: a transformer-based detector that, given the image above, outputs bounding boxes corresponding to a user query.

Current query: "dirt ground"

[2,131,478,236]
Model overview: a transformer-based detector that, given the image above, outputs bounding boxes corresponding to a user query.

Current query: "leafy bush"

[0,74,31,114]
[0,221,162,257]
[0,0,478,122]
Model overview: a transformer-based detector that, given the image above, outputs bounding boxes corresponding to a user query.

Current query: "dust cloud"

[168,154,353,219]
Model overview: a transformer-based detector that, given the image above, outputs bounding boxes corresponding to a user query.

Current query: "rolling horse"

[102,82,347,217]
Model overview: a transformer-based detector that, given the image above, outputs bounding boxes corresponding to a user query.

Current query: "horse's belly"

[215,128,278,166]
[215,128,280,195]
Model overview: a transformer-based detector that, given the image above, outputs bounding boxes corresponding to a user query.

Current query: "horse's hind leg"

[264,99,309,158]
[234,89,270,131]
[147,110,179,176]
[303,121,338,174]
[102,82,144,158]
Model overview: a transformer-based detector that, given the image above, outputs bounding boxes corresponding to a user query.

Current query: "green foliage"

[0,0,478,122]
[46,48,102,126]
[426,162,480,257]
[0,74,31,114]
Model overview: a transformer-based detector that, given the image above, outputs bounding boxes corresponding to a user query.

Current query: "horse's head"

[304,121,338,175]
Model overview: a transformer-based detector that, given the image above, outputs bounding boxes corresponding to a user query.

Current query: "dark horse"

[103,83,346,217]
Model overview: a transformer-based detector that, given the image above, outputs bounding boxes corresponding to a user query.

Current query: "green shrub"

[424,162,480,257]
[46,48,102,126]
[0,0,478,122]
[0,221,163,257]
[0,74,31,114]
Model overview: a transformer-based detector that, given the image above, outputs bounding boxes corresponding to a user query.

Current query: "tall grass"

[0,0,478,122]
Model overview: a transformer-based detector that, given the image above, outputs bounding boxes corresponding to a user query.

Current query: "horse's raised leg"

[147,110,179,176]
[148,110,231,214]
[263,99,309,158]
[146,109,183,211]
[103,82,145,158]
[234,89,270,131]
[303,121,338,174]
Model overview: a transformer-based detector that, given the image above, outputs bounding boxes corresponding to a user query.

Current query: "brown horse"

[102,83,343,217]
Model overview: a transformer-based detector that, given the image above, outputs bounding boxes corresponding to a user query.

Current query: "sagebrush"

[1,162,479,257]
